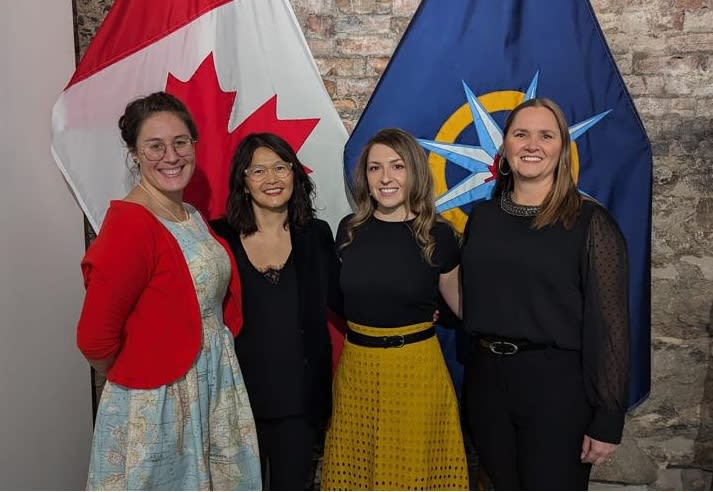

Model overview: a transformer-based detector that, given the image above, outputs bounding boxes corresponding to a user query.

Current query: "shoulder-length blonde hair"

[494,97,582,229]
[340,128,439,264]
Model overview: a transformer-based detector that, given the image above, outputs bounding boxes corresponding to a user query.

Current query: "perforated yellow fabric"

[321,322,469,491]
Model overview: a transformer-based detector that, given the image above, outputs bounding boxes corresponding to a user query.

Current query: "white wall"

[0,1,93,489]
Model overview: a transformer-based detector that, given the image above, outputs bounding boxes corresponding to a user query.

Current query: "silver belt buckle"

[383,334,405,348]
[490,341,519,355]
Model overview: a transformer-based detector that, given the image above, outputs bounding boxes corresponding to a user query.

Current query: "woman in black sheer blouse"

[460,98,630,490]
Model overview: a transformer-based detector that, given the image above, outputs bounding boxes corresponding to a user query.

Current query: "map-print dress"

[87,207,261,490]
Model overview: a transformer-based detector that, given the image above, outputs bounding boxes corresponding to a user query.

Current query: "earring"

[498,157,511,176]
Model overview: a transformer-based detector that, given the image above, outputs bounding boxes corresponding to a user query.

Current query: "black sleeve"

[316,219,344,318]
[433,221,460,273]
[581,205,630,444]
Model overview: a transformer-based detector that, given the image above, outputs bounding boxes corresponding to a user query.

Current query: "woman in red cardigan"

[76,92,261,490]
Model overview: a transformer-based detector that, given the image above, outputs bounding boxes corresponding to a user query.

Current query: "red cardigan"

[76,201,243,389]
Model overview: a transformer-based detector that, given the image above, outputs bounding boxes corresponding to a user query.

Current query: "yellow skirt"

[321,321,469,491]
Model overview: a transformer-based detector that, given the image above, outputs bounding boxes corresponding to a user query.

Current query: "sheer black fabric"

[460,198,630,443]
[581,205,630,442]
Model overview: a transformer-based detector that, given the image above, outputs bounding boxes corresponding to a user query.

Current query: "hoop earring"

[498,157,511,176]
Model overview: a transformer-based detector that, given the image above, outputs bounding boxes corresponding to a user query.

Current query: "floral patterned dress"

[87,207,261,490]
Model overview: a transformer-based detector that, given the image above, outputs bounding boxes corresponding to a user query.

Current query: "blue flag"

[345,0,652,408]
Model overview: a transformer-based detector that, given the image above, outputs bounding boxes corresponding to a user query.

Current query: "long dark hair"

[225,133,315,235]
[494,97,582,229]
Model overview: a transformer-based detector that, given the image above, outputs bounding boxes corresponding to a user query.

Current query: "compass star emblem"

[418,72,611,214]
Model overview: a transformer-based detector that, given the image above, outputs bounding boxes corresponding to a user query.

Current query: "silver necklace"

[137,181,191,225]
[500,192,539,217]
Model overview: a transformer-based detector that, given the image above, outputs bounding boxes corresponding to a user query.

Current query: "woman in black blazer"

[211,133,342,491]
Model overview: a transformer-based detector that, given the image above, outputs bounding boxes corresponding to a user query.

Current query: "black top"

[461,197,630,443]
[230,243,303,419]
[211,218,342,427]
[336,214,459,328]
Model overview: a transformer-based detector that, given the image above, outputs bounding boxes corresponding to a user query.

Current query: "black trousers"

[255,416,317,491]
[462,346,593,491]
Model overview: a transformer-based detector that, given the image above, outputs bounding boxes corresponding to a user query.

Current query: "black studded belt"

[346,326,435,348]
[478,337,549,356]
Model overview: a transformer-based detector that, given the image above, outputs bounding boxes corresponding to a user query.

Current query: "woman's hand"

[581,434,618,466]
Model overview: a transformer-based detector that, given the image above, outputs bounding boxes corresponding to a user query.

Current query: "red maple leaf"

[166,53,319,219]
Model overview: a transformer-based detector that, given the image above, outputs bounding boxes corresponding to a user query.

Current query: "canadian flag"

[51,0,352,234]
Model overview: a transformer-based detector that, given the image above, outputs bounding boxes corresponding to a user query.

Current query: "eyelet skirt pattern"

[321,321,469,491]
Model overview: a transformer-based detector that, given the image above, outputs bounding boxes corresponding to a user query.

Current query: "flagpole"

[71,0,102,424]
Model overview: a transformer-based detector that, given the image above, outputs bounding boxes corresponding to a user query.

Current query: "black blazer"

[210,217,343,429]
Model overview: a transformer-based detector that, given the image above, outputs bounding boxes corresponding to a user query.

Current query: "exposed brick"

[674,0,713,9]
[337,35,398,56]
[634,54,708,74]
[335,0,391,14]
[617,7,657,34]
[392,0,420,16]
[671,97,700,115]
[366,56,390,76]
[606,32,670,54]
[304,38,336,57]
[614,52,634,74]
[293,0,336,15]
[623,75,654,96]
[635,96,674,116]
[332,97,359,113]
[304,15,335,38]
[668,33,713,52]
[335,76,379,96]
[695,98,713,117]
[334,14,391,33]
[683,9,713,31]
[664,73,713,97]
[390,16,411,34]
[315,57,366,77]
[322,78,337,98]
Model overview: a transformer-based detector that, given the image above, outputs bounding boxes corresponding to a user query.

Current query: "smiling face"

[365,142,411,219]
[244,146,294,213]
[133,111,195,201]
[503,106,563,190]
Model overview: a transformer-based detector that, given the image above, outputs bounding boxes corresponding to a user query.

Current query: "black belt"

[346,326,435,348]
[478,336,549,356]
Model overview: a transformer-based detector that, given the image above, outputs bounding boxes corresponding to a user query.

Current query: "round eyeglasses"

[141,137,195,161]
[244,162,293,181]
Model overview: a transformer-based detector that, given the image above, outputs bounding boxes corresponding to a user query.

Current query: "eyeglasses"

[244,161,293,181]
[141,137,195,161]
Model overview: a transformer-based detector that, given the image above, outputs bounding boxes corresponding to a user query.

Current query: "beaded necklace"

[500,192,540,217]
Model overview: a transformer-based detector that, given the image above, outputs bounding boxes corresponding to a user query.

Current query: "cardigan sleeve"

[76,205,156,360]
[318,219,344,319]
[581,205,630,444]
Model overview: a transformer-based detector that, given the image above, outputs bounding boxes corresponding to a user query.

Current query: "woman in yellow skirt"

[321,128,468,490]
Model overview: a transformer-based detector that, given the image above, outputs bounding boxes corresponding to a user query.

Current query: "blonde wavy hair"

[340,128,443,264]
